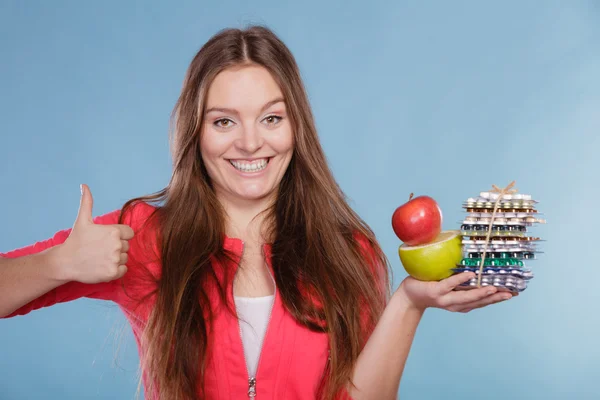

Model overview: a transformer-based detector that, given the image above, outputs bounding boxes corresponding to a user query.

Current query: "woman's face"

[201,65,294,206]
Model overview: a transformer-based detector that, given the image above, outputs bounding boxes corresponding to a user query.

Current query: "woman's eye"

[263,115,282,125]
[215,118,234,128]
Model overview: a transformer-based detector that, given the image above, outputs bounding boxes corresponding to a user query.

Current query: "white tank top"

[234,294,275,377]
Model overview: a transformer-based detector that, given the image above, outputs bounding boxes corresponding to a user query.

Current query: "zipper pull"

[248,377,257,398]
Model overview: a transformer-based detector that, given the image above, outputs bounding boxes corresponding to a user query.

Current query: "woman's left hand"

[395,272,515,313]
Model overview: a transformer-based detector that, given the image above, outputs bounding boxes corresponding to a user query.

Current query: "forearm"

[0,247,67,318]
[348,291,424,400]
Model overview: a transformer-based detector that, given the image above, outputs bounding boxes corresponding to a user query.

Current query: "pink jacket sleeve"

[0,210,122,318]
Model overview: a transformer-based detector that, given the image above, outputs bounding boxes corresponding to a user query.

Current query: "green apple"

[398,230,463,281]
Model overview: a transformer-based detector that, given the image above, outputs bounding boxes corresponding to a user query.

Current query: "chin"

[236,190,273,202]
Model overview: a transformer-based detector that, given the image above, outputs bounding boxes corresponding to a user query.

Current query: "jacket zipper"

[235,242,276,398]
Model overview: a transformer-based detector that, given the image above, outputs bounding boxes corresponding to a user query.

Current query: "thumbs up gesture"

[57,184,135,284]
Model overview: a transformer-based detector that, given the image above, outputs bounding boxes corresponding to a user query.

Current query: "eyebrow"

[205,97,285,116]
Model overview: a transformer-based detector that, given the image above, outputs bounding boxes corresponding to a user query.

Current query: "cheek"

[271,126,294,154]
[199,132,228,183]
[200,130,227,160]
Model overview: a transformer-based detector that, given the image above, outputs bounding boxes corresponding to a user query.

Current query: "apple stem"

[409,193,414,201]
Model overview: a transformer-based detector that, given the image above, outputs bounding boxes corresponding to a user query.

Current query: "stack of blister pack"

[453,190,545,293]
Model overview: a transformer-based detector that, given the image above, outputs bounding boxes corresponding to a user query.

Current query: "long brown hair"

[119,25,390,400]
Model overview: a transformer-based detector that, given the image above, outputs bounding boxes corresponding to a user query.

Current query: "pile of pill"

[453,191,545,293]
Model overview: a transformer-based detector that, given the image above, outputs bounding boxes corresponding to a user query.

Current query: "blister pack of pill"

[453,187,545,293]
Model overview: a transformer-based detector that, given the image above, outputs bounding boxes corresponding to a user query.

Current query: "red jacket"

[2,202,377,399]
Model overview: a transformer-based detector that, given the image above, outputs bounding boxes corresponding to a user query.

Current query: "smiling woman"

[201,66,294,204]
[0,25,508,400]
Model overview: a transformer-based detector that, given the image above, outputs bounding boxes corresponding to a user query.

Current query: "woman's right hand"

[53,184,134,284]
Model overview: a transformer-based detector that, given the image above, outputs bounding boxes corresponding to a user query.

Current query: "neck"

[217,192,275,245]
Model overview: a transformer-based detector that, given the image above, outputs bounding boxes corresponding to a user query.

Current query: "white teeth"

[230,158,268,172]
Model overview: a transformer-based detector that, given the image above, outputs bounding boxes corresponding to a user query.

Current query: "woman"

[0,26,510,399]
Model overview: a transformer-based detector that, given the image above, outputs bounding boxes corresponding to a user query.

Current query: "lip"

[227,157,272,176]
[227,157,271,162]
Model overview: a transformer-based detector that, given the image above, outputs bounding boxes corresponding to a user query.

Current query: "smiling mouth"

[228,157,270,173]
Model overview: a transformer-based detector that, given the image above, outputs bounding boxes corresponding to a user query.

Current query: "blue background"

[1,1,599,399]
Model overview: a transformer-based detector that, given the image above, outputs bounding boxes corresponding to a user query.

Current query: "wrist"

[43,245,73,283]
[392,282,426,315]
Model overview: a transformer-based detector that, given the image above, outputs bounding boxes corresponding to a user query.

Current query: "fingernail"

[487,288,496,295]
[80,184,83,195]
[502,295,512,301]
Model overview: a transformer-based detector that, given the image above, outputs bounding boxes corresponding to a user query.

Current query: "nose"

[235,123,264,154]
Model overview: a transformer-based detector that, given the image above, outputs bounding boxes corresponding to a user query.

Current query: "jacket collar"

[222,235,273,270]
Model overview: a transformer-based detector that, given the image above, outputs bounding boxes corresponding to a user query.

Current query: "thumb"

[75,184,94,226]
[441,271,476,294]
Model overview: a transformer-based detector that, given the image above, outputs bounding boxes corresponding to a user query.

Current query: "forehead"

[206,65,284,109]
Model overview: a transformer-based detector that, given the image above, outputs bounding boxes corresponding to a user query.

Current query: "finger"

[114,224,135,240]
[456,292,512,312]
[115,265,128,279]
[441,285,497,307]
[121,240,130,252]
[75,184,94,226]
[119,252,128,265]
[440,272,476,294]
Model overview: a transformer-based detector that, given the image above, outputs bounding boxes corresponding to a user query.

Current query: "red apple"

[392,193,443,246]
